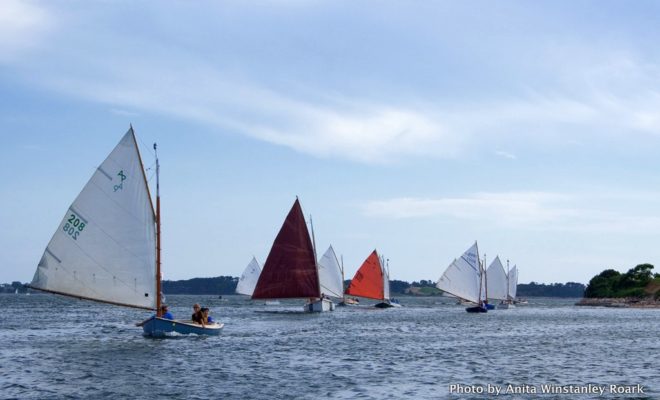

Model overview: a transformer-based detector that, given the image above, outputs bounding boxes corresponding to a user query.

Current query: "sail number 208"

[63,214,86,240]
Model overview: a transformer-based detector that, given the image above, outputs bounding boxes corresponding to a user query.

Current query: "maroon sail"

[252,199,321,299]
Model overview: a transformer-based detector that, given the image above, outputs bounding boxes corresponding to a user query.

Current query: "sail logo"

[114,170,127,192]
[62,212,86,241]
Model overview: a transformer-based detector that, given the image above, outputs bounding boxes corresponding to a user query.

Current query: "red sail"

[345,250,384,300]
[252,199,321,299]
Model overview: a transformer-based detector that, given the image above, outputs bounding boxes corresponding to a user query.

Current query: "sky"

[2,0,660,285]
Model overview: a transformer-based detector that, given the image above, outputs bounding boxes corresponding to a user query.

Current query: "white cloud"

[363,191,660,234]
[7,3,660,164]
[495,150,516,159]
[0,0,53,62]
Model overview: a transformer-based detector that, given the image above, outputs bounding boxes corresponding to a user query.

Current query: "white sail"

[382,262,391,301]
[486,256,508,300]
[317,246,344,298]
[508,265,519,299]
[436,242,481,304]
[31,128,157,310]
[236,257,261,296]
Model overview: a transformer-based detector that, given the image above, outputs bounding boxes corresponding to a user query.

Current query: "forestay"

[486,256,508,301]
[31,128,157,310]
[317,246,344,298]
[436,242,481,304]
[236,257,261,296]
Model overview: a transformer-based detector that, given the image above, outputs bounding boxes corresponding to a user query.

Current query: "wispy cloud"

[495,150,516,159]
[0,0,53,62]
[5,3,660,164]
[363,191,660,234]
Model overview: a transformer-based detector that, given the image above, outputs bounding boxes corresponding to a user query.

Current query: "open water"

[0,294,657,399]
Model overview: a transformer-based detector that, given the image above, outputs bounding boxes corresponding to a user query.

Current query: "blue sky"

[3,0,660,285]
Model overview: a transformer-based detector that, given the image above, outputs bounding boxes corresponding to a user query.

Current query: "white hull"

[305,298,335,312]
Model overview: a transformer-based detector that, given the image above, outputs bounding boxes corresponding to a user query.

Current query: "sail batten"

[345,250,385,301]
[251,199,321,299]
[31,129,157,310]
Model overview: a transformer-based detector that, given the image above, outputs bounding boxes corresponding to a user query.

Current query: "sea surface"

[0,294,657,399]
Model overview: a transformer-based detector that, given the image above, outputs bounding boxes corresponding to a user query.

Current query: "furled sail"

[345,250,384,300]
[508,265,519,299]
[317,246,344,298]
[236,257,262,296]
[31,128,157,310]
[252,199,321,299]
[436,242,481,304]
[486,256,508,301]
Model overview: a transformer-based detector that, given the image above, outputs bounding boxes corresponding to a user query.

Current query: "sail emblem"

[114,170,127,192]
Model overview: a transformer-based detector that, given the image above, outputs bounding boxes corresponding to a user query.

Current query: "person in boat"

[191,303,202,323]
[160,305,174,320]
[135,304,173,326]
[199,307,215,327]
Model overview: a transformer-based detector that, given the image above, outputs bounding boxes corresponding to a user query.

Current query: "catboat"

[436,242,488,313]
[236,257,262,296]
[29,127,223,336]
[345,250,400,308]
[251,198,334,312]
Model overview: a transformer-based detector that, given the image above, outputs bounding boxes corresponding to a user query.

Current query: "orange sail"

[252,199,321,299]
[345,250,384,300]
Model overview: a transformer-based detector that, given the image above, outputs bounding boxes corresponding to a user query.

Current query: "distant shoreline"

[575,297,660,309]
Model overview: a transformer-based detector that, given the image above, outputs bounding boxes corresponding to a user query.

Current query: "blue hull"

[141,317,223,337]
[485,303,495,310]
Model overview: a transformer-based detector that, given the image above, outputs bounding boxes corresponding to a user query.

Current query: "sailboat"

[508,264,525,304]
[485,256,509,308]
[317,245,345,305]
[436,242,487,313]
[251,198,334,312]
[28,127,223,336]
[345,250,398,308]
[236,257,262,296]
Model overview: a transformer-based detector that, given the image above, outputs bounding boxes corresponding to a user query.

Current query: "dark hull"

[465,306,487,313]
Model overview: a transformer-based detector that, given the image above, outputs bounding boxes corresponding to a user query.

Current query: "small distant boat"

[345,250,400,308]
[236,257,262,296]
[28,127,223,336]
[251,198,334,312]
[499,262,519,309]
[437,242,488,313]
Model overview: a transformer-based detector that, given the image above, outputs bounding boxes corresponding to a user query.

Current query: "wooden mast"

[154,142,162,317]
[309,213,321,299]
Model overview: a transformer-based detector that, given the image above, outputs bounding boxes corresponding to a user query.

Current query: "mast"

[154,142,162,317]
[340,254,345,302]
[478,259,484,304]
[484,254,488,302]
[506,259,510,301]
[310,214,321,299]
